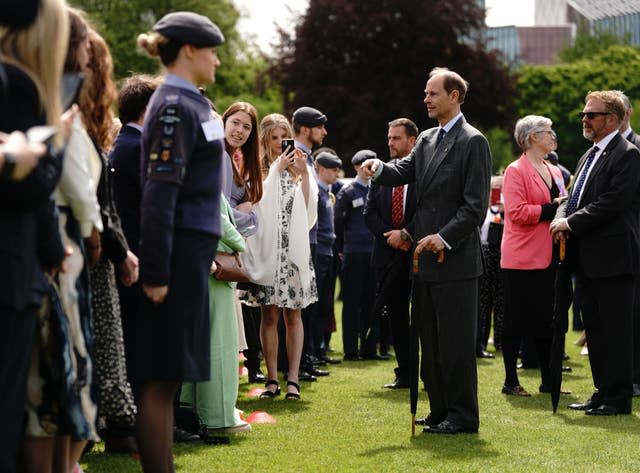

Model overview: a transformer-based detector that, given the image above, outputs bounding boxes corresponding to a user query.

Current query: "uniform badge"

[161,149,171,162]
[149,152,158,161]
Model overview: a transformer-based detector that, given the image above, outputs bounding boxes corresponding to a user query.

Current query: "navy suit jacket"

[110,125,142,255]
[364,180,417,269]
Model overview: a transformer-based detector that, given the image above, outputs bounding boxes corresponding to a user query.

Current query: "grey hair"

[514,115,553,151]
[613,90,632,111]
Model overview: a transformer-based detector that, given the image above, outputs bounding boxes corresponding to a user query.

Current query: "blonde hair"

[0,0,69,132]
[137,31,182,66]
[259,113,299,181]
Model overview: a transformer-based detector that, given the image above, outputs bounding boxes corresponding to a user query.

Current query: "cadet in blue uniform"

[134,12,225,473]
[312,151,341,363]
[335,150,377,359]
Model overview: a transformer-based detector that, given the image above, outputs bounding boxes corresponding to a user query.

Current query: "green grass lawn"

[82,308,640,473]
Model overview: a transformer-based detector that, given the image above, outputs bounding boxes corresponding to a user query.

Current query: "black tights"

[502,334,551,388]
[136,381,180,473]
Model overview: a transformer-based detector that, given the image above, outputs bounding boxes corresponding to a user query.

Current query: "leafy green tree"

[271,0,517,169]
[516,45,640,172]
[558,26,630,63]
[71,0,282,117]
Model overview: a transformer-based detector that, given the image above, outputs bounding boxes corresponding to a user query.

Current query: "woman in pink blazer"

[500,115,567,397]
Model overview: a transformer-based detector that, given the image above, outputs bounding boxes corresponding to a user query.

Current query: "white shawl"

[242,164,318,286]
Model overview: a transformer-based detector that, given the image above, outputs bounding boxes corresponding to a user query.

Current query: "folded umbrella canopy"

[550,240,571,412]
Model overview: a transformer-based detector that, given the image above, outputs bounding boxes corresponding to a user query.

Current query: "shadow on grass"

[359,388,429,405]
[556,411,640,434]
[359,435,497,460]
[236,396,311,415]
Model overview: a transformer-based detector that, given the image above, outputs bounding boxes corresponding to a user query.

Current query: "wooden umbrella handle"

[412,414,416,436]
[559,239,565,262]
[437,250,444,264]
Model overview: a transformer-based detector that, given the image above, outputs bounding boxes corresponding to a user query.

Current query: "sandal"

[285,381,301,400]
[259,379,280,399]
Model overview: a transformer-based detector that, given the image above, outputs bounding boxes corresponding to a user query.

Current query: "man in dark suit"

[551,90,640,416]
[364,118,417,387]
[616,91,640,398]
[362,68,491,434]
[110,74,158,388]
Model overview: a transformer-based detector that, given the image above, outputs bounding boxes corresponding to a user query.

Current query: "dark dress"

[134,75,223,382]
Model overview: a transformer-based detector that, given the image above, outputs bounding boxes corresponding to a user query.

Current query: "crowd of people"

[2,2,640,473]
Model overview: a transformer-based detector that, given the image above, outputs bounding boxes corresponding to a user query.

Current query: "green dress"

[181,196,246,428]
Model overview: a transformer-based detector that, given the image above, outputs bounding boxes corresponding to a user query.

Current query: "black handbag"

[212,252,250,283]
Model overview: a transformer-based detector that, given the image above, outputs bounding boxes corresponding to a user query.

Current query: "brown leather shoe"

[501,385,531,397]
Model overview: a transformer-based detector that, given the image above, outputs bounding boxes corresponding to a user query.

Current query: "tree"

[516,45,640,172]
[558,26,630,64]
[271,0,517,171]
[71,0,282,117]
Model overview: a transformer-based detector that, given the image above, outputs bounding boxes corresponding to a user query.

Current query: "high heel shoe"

[285,381,301,400]
[259,379,280,398]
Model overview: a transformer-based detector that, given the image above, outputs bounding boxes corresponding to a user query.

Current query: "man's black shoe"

[415,414,444,427]
[362,353,387,361]
[296,370,317,382]
[307,355,327,366]
[248,369,266,383]
[568,399,601,411]
[319,355,342,364]
[561,366,572,373]
[423,420,477,435]
[476,350,495,359]
[383,378,409,389]
[306,366,330,377]
[585,404,631,416]
[633,383,640,397]
[173,427,201,443]
[343,354,363,361]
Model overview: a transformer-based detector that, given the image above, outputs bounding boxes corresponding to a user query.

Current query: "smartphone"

[26,126,57,144]
[61,72,85,110]
[281,139,295,154]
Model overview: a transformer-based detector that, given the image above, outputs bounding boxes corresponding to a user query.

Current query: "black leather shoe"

[297,370,317,382]
[248,369,266,383]
[476,350,495,359]
[319,355,342,364]
[173,427,201,443]
[568,399,601,411]
[561,366,572,373]
[306,366,330,377]
[423,420,477,434]
[633,384,640,397]
[362,353,387,360]
[415,414,444,427]
[307,355,327,366]
[343,354,363,361]
[585,404,631,416]
[383,378,409,389]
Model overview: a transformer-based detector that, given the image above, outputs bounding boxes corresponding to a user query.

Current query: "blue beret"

[154,12,225,47]
[293,106,327,127]
[315,152,341,169]
[352,149,376,166]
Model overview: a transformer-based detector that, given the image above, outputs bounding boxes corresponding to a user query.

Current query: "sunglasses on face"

[578,111,612,120]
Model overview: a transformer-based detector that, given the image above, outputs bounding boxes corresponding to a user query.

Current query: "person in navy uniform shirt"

[134,12,225,473]
[335,150,378,360]
[311,151,341,365]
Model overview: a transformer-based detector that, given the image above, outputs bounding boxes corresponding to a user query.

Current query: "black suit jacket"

[626,129,640,149]
[110,125,142,255]
[376,116,492,282]
[557,132,640,278]
[364,180,416,269]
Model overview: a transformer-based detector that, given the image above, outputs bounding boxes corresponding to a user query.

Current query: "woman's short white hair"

[514,115,552,151]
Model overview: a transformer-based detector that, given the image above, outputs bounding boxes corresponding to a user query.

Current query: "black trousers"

[633,277,640,386]
[241,304,262,371]
[301,244,317,363]
[341,252,376,356]
[311,253,334,358]
[413,278,479,430]
[577,271,634,408]
[0,306,38,473]
[477,243,504,351]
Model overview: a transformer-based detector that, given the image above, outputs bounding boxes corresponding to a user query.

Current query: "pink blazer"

[501,155,567,270]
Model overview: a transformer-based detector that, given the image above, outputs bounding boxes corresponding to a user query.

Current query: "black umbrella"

[409,249,443,434]
[550,240,572,412]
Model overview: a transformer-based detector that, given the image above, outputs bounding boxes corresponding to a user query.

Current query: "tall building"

[535,0,568,25]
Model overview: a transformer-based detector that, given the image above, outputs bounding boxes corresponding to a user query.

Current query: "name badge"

[352,197,364,208]
[201,118,224,142]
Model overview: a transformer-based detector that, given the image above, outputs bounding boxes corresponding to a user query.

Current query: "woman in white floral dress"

[244,113,318,400]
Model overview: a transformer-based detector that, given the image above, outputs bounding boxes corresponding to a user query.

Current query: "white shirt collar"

[440,112,463,133]
[593,129,619,152]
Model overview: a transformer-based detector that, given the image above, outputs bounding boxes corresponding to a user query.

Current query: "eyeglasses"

[537,130,557,139]
[578,111,612,120]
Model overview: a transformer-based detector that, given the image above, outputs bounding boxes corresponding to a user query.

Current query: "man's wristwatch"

[400,229,411,241]
[0,152,16,182]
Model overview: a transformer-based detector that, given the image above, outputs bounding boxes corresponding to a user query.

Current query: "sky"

[233,0,536,54]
